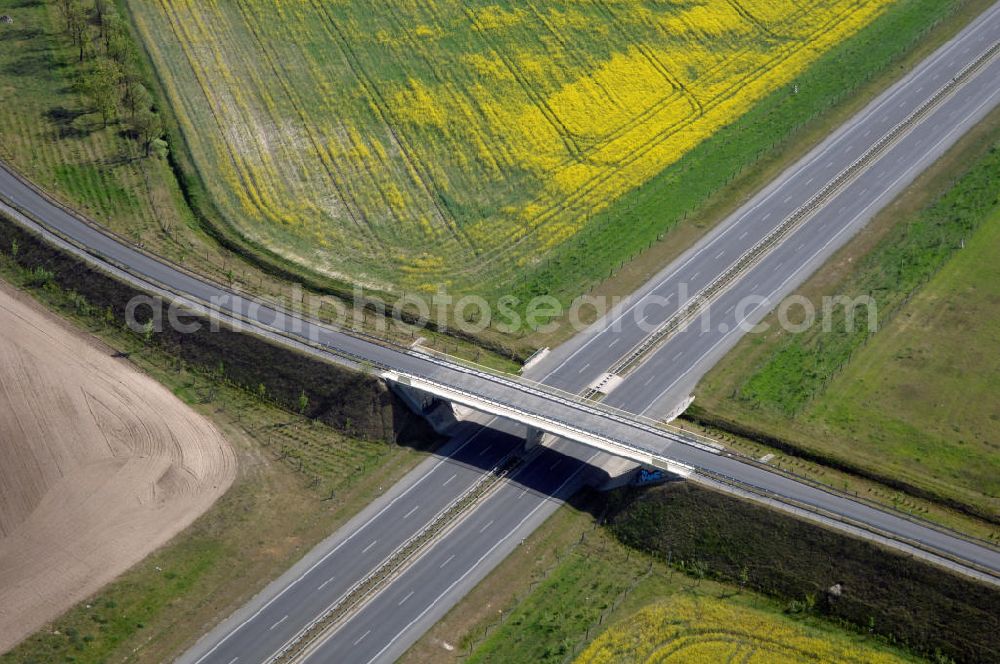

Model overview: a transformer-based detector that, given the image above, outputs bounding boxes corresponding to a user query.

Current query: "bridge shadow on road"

[414,414,662,512]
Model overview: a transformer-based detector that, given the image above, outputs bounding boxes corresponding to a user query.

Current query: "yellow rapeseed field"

[575,595,913,663]
[128,0,893,294]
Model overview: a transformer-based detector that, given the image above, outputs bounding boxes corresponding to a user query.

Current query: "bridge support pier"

[390,381,436,414]
[388,382,459,435]
[524,426,550,451]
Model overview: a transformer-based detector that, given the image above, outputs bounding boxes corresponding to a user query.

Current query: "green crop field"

[1,0,985,331]
[808,204,1000,516]
[0,0,523,365]
[124,0,920,304]
[575,595,912,664]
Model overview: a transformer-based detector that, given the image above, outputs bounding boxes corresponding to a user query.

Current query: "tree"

[150,137,169,159]
[60,0,89,62]
[106,13,137,67]
[125,80,152,120]
[298,390,309,414]
[132,105,162,154]
[57,0,77,32]
[94,0,112,34]
[82,58,121,126]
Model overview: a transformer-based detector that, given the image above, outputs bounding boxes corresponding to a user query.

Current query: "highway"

[1,4,999,663]
[542,3,1000,410]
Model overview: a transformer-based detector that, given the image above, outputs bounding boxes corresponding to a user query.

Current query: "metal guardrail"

[0,186,704,468]
[3,171,997,583]
[408,348,723,452]
[412,344,724,447]
[390,370,696,471]
[393,368,1000,571]
[0,160,719,455]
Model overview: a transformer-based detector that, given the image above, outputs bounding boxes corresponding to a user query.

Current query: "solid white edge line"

[640,78,1000,416]
[191,422,496,663]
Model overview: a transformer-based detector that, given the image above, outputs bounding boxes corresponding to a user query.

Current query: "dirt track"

[0,283,236,652]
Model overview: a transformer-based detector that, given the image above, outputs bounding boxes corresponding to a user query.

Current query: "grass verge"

[694,107,1000,525]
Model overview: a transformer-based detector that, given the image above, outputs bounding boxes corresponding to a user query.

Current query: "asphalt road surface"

[1,4,999,663]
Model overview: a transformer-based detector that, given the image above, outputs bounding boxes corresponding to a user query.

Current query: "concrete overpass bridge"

[382,368,699,479]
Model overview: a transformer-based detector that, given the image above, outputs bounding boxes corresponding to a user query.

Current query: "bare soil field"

[0,282,236,653]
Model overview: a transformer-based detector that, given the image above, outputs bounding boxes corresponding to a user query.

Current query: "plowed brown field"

[0,283,236,652]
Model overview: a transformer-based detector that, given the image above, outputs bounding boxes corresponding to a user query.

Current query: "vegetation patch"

[450,494,920,664]
[576,594,912,664]
[0,0,180,237]
[124,0,924,306]
[803,208,1000,516]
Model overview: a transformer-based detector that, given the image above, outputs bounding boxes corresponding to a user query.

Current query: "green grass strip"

[737,142,1000,415]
